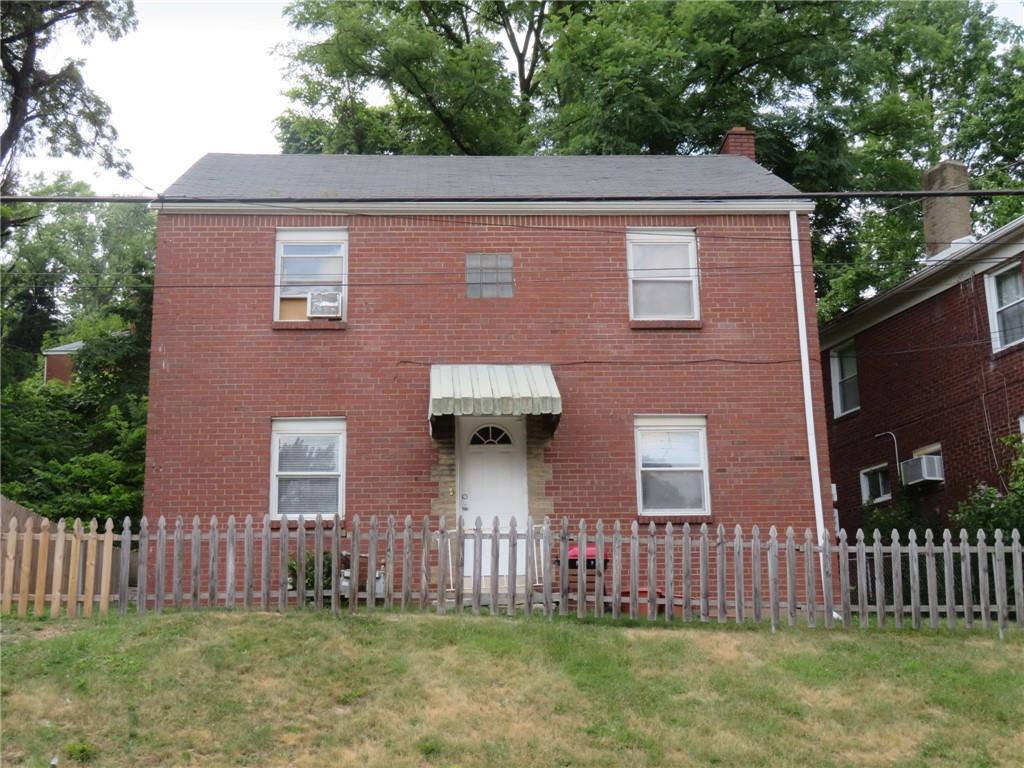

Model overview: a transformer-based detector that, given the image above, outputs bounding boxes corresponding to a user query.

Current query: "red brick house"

[144,130,831,579]
[41,340,83,383]
[820,166,1024,531]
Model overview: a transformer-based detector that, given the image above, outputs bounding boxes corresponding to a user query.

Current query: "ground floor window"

[634,415,710,516]
[859,463,891,505]
[270,418,346,518]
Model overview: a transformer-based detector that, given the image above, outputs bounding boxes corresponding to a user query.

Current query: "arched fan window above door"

[469,425,513,445]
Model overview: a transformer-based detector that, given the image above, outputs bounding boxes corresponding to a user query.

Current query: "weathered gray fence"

[1,515,1021,632]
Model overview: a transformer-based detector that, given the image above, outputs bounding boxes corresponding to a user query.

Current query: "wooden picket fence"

[1,514,1022,632]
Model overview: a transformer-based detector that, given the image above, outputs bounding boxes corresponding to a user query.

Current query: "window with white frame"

[271,419,345,518]
[627,230,700,320]
[275,229,347,321]
[634,415,710,516]
[986,260,1024,351]
[859,464,891,505]
[830,342,859,417]
[466,254,513,298]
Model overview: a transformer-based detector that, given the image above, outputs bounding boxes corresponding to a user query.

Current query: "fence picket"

[525,517,536,617]
[68,518,84,618]
[838,529,851,629]
[629,521,640,621]
[208,516,219,608]
[315,514,325,611]
[682,523,692,621]
[349,516,360,614]
[490,516,500,614]
[822,533,834,630]
[34,519,51,616]
[471,517,482,616]
[785,527,796,626]
[191,517,201,609]
[924,529,938,629]
[50,519,66,618]
[803,529,815,628]
[385,516,395,611]
[17,518,34,616]
[508,517,518,617]
[872,529,885,628]
[1013,529,1023,629]
[367,516,378,613]
[2,518,17,615]
[890,531,903,629]
[577,520,588,619]
[560,517,570,616]
[960,529,974,628]
[977,530,990,629]
[610,520,621,620]
[135,518,147,615]
[279,517,290,612]
[733,525,744,625]
[296,516,307,608]
[225,517,237,609]
[261,515,272,610]
[172,518,183,610]
[401,516,412,612]
[908,529,921,630]
[646,522,656,621]
[436,517,447,615]
[543,518,554,618]
[419,516,430,612]
[942,529,955,630]
[119,517,130,615]
[700,524,710,622]
[152,517,165,615]
[994,530,1008,633]
[751,525,762,624]
[664,523,675,622]
[83,518,99,618]
[99,519,114,616]
[716,525,727,624]
[856,529,868,628]
[768,526,780,631]
[331,514,342,615]
[453,516,464,613]
[243,516,254,610]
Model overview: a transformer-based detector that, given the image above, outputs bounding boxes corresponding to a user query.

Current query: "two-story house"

[821,160,1024,531]
[144,128,831,579]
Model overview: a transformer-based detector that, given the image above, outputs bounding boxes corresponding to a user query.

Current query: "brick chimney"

[718,127,756,161]
[922,160,971,256]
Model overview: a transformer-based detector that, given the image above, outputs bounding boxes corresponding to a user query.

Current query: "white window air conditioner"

[901,455,944,486]
[307,291,343,318]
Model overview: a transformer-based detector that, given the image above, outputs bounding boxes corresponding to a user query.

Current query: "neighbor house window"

[627,230,700,320]
[270,418,346,518]
[830,342,859,417]
[985,260,1024,351]
[634,415,710,516]
[859,464,891,505]
[275,229,347,321]
[466,254,513,298]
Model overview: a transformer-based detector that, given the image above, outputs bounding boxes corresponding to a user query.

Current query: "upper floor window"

[270,418,346,518]
[634,415,710,516]
[985,260,1024,351]
[275,229,347,321]
[830,342,859,417]
[627,230,699,320]
[466,254,513,298]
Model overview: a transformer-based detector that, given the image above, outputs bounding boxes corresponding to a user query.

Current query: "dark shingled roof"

[162,153,803,200]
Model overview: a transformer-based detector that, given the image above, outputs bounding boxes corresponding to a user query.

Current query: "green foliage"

[280,0,1024,319]
[65,741,99,763]
[861,495,944,539]
[951,436,1024,533]
[289,552,334,595]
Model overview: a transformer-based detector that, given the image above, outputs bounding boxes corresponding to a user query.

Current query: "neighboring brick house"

[41,340,83,383]
[820,164,1024,532]
[144,129,832,580]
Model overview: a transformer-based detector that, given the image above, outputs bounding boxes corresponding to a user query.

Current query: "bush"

[951,435,1024,533]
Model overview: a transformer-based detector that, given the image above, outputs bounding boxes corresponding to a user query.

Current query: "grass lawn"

[1,612,1022,767]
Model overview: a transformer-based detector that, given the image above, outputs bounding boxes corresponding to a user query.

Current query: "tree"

[1,1,136,241]
[280,0,1024,319]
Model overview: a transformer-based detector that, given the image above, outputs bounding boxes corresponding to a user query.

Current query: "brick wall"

[145,212,830,539]
[823,256,1024,531]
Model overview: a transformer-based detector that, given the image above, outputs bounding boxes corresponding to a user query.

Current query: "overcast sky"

[23,0,1024,197]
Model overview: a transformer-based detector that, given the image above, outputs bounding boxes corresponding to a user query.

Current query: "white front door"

[457,416,528,579]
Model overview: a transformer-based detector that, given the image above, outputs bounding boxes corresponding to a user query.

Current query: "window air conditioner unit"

[307,291,342,318]
[901,455,944,486]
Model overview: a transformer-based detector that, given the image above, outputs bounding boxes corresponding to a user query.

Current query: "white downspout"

[789,210,827,558]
